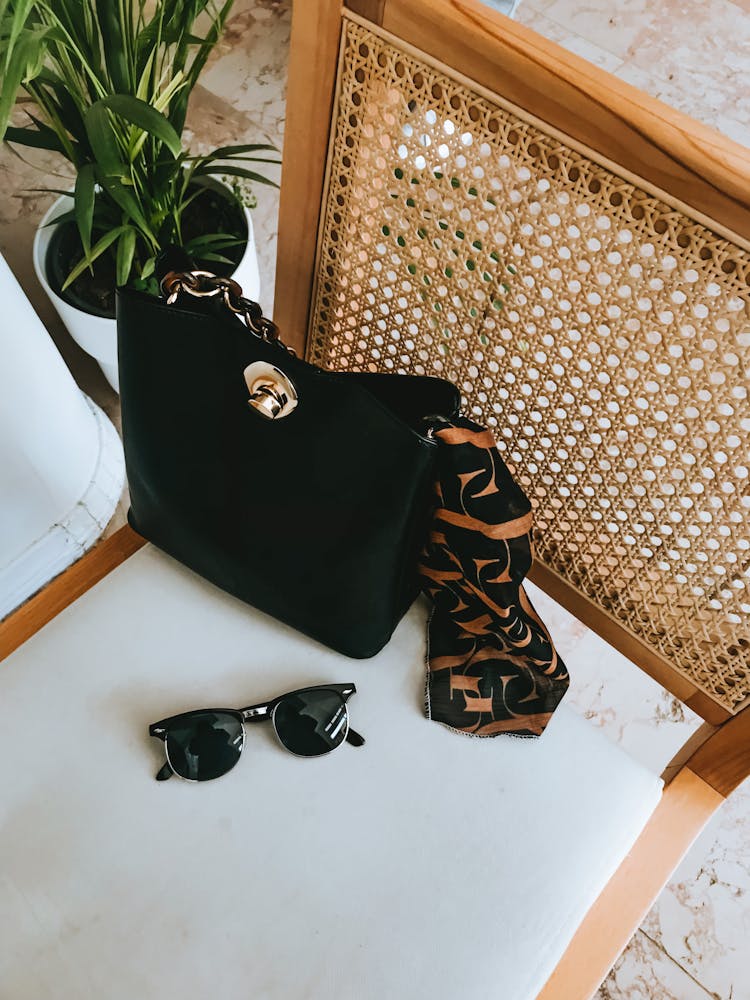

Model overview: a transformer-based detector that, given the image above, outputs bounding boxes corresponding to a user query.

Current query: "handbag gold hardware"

[160,268,300,417]
[244,362,298,420]
[161,269,295,355]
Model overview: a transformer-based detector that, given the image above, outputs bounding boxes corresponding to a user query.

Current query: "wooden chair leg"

[536,768,723,1000]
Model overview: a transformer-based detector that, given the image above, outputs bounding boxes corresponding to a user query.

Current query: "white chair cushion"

[0,545,662,1000]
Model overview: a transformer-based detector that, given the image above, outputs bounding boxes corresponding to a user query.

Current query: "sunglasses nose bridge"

[242,706,269,722]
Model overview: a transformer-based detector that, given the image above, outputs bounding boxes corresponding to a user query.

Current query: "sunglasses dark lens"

[273,690,348,757]
[165,711,244,781]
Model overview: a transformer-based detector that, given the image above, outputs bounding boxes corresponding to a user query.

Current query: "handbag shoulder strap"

[156,247,294,355]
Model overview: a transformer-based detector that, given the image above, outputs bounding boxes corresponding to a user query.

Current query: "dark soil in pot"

[44,183,249,319]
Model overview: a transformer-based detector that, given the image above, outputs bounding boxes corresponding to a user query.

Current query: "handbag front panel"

[117,290,438,658]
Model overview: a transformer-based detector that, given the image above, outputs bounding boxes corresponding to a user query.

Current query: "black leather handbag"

[117,257,459,658]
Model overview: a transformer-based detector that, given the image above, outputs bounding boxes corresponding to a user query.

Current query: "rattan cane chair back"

[297,12,750,720]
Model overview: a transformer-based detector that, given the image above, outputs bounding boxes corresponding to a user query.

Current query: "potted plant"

[0,0,279,391]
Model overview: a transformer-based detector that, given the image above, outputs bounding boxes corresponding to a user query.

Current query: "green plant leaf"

[195,164,278,187]
[0,28,48,140]
[74,163,96,257]
[115,228,137,286]
[184,233,245,252]
[134,17,160,77]
[132,274,159,295]
[94,0,130,92]
[100,94,181,158]
[199,252,234,265]
[135,49,156,102]
[26,109,64,137]
[3,124,66,153]
[152,71,187,115]
[208,143,279,158]
[41,208,77,228]
[197,153,281,166]
[167,91,190,135]
[63,225,129,289]
[85,103,125,176]
[95,168,157,244]
[24,187,78,197]
[32,76,87,151]
[140,256,156,280]
[5,0,35,69]
[181,0,234,89]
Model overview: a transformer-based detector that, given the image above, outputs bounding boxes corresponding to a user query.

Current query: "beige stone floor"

[1,1,748,998]
[516,0,750,149]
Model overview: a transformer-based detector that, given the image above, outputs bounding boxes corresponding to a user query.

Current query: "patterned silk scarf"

[419,417,569,737]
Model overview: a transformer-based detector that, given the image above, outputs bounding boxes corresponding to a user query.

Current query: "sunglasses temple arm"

[346,727,365,748]
[156,761,173,781]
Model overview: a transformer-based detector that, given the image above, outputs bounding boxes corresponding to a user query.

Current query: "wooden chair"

[1,2,748,997]
[271,0,750,993]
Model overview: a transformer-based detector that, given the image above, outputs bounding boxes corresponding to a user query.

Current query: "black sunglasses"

[149,683,364,782]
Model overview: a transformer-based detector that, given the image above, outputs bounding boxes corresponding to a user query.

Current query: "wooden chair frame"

[2,2,749,997]
[276,0,750,726]
[270,2,750,993]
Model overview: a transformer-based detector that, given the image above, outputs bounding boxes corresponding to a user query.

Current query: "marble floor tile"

[614,58,750,150]
[521,0,654,62]
[596,929,719,1000]
[639,777,750,1000]
[515,6,626,73]
[519,0,750,148]
[618,0,750,150]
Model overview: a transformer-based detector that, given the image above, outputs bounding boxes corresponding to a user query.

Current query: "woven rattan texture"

[308,19,750,711]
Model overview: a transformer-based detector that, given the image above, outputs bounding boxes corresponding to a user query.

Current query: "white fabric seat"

[0,545,662,1000]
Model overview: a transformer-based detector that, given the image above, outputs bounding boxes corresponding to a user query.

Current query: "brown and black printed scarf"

[419,417,569,738]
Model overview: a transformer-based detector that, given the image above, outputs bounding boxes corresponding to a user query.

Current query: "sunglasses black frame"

[149,683,364,781]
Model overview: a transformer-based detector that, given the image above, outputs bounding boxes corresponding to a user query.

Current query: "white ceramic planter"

[33,192,260,393]
[0,253,125,619]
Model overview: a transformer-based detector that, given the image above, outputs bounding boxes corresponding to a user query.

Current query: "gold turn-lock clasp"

[244,362,298,420]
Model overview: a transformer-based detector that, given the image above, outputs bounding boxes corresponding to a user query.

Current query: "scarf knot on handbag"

[419,416,569,737]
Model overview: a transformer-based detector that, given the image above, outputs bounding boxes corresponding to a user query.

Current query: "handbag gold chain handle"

[161,268,299,419]
[160,269,295,356]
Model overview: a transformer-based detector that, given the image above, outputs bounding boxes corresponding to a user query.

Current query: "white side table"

[0,254,124,618]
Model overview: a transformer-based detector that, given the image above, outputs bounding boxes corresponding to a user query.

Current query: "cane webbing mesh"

[308,17,750,711]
